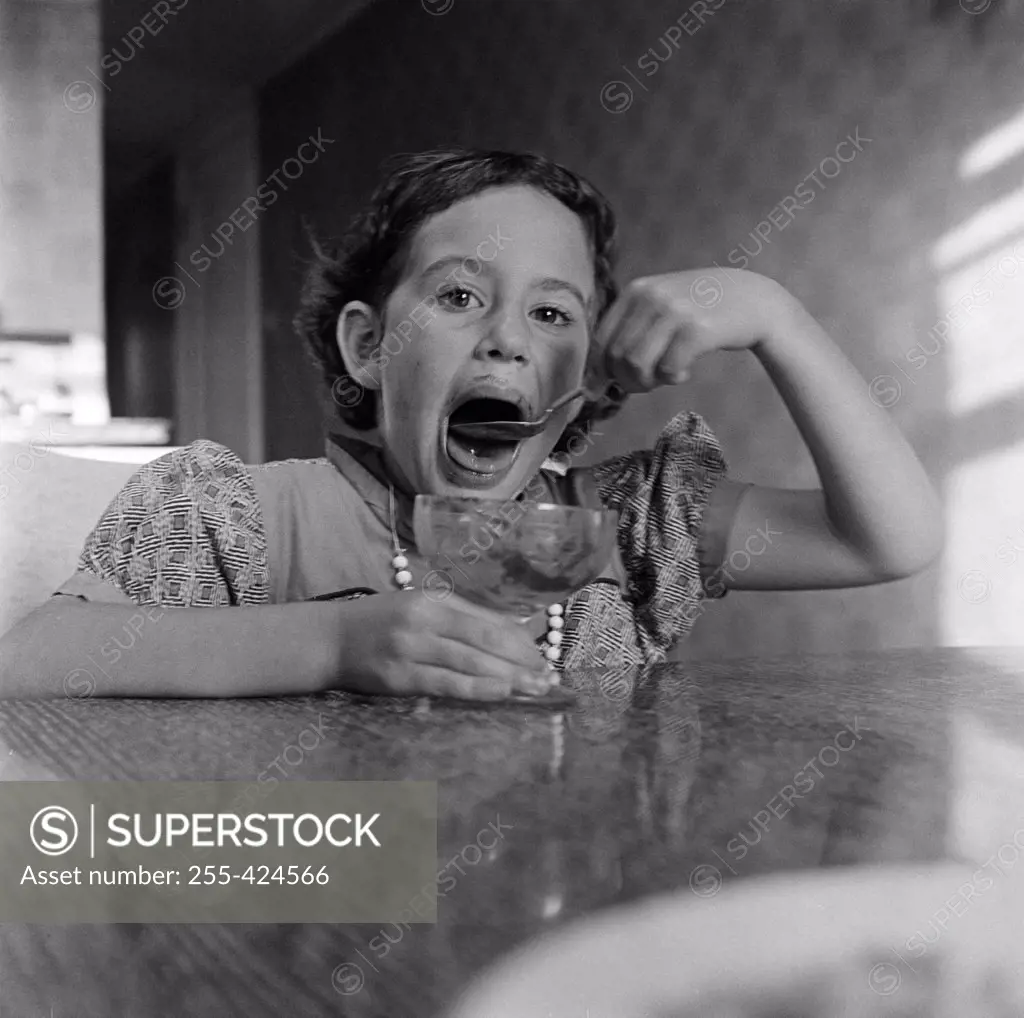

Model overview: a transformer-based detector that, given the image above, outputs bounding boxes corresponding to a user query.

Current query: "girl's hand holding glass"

[334,590,553,701]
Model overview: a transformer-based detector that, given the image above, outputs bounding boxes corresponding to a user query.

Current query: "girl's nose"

[475,314,531,365]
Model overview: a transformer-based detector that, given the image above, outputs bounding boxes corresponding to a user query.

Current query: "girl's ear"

[336,301,383,391]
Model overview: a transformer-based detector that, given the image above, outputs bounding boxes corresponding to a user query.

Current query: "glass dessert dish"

[413,494,619,621]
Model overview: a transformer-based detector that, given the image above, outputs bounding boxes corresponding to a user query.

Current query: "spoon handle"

[546,385,590,414]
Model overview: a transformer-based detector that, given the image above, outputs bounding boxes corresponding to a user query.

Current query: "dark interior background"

[99,0,1024,658]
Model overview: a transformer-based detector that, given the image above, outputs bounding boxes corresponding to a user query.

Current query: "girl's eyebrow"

[421,255,475,278]
[534,276,593,313]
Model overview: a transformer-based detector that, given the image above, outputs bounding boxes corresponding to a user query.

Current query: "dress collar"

[324,429,417,546]
[323,428,569,549]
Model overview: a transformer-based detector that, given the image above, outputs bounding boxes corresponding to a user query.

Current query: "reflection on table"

[0,648,1022,1017]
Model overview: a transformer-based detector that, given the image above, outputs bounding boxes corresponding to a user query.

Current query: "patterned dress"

[55,411,748,676]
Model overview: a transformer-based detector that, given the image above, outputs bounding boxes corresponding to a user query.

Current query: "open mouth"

[442,396,526,484]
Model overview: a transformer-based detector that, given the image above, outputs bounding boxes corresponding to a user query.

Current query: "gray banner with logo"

[1,781,436,922]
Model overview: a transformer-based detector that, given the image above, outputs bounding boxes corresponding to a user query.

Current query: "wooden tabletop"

[1,646,1023,1017]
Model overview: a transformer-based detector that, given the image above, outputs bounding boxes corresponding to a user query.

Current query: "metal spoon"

[447,386,590,442]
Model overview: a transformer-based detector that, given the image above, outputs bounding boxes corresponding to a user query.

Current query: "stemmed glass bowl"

[413,495,619,620]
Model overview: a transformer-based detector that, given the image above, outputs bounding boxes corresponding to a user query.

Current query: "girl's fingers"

[603,310,665,392]
[414,641,551,699]
[411,665,516,702]
[603,298,658,365]
[653,326,698,385]
[593,291,638,365]
[421,634,537,681]
[439,602,550,674]
[595,291,648,380]
[618,315,687,391]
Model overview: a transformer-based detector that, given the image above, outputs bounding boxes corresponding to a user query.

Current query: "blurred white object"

[0,417,170,447]
[51,446,180,464]
[445,864,1024,1018]
[67,333,110,425]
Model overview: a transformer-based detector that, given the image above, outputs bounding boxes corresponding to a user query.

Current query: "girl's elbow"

[878,546,941,582]
[875,516,945,581]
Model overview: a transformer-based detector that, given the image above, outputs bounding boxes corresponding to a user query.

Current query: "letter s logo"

[30,806,79,856]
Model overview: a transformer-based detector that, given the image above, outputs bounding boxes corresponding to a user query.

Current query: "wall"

[0,0,103,336]
[104,159,175,422]
[172,92,264,463]
[258,0,1024,657]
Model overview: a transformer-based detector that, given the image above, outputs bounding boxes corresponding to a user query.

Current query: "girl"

[0,150,942,700]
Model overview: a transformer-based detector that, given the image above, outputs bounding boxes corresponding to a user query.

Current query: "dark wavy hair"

[293,148,627,452]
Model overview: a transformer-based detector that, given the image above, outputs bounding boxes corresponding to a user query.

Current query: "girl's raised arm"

[588,268,943,590]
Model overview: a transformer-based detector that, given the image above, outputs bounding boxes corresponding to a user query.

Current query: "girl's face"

[363,185,597,498]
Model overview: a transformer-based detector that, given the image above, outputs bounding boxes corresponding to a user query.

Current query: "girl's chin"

[425,456,541,500]
[428,474,527,500]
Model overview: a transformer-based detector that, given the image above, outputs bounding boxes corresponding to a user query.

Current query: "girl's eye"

[532,305,576,328]
[437,287,482,311]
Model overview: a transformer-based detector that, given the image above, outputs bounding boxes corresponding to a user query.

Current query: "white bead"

[544,645,561,661]
[546,603,564,617]
[547,616,564,630]
[545,630,563,646]
[391,554,409,570]
[394,570,413,586]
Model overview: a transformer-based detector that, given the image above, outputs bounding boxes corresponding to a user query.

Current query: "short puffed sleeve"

[586,411,746,655]
[54,440,269,608]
